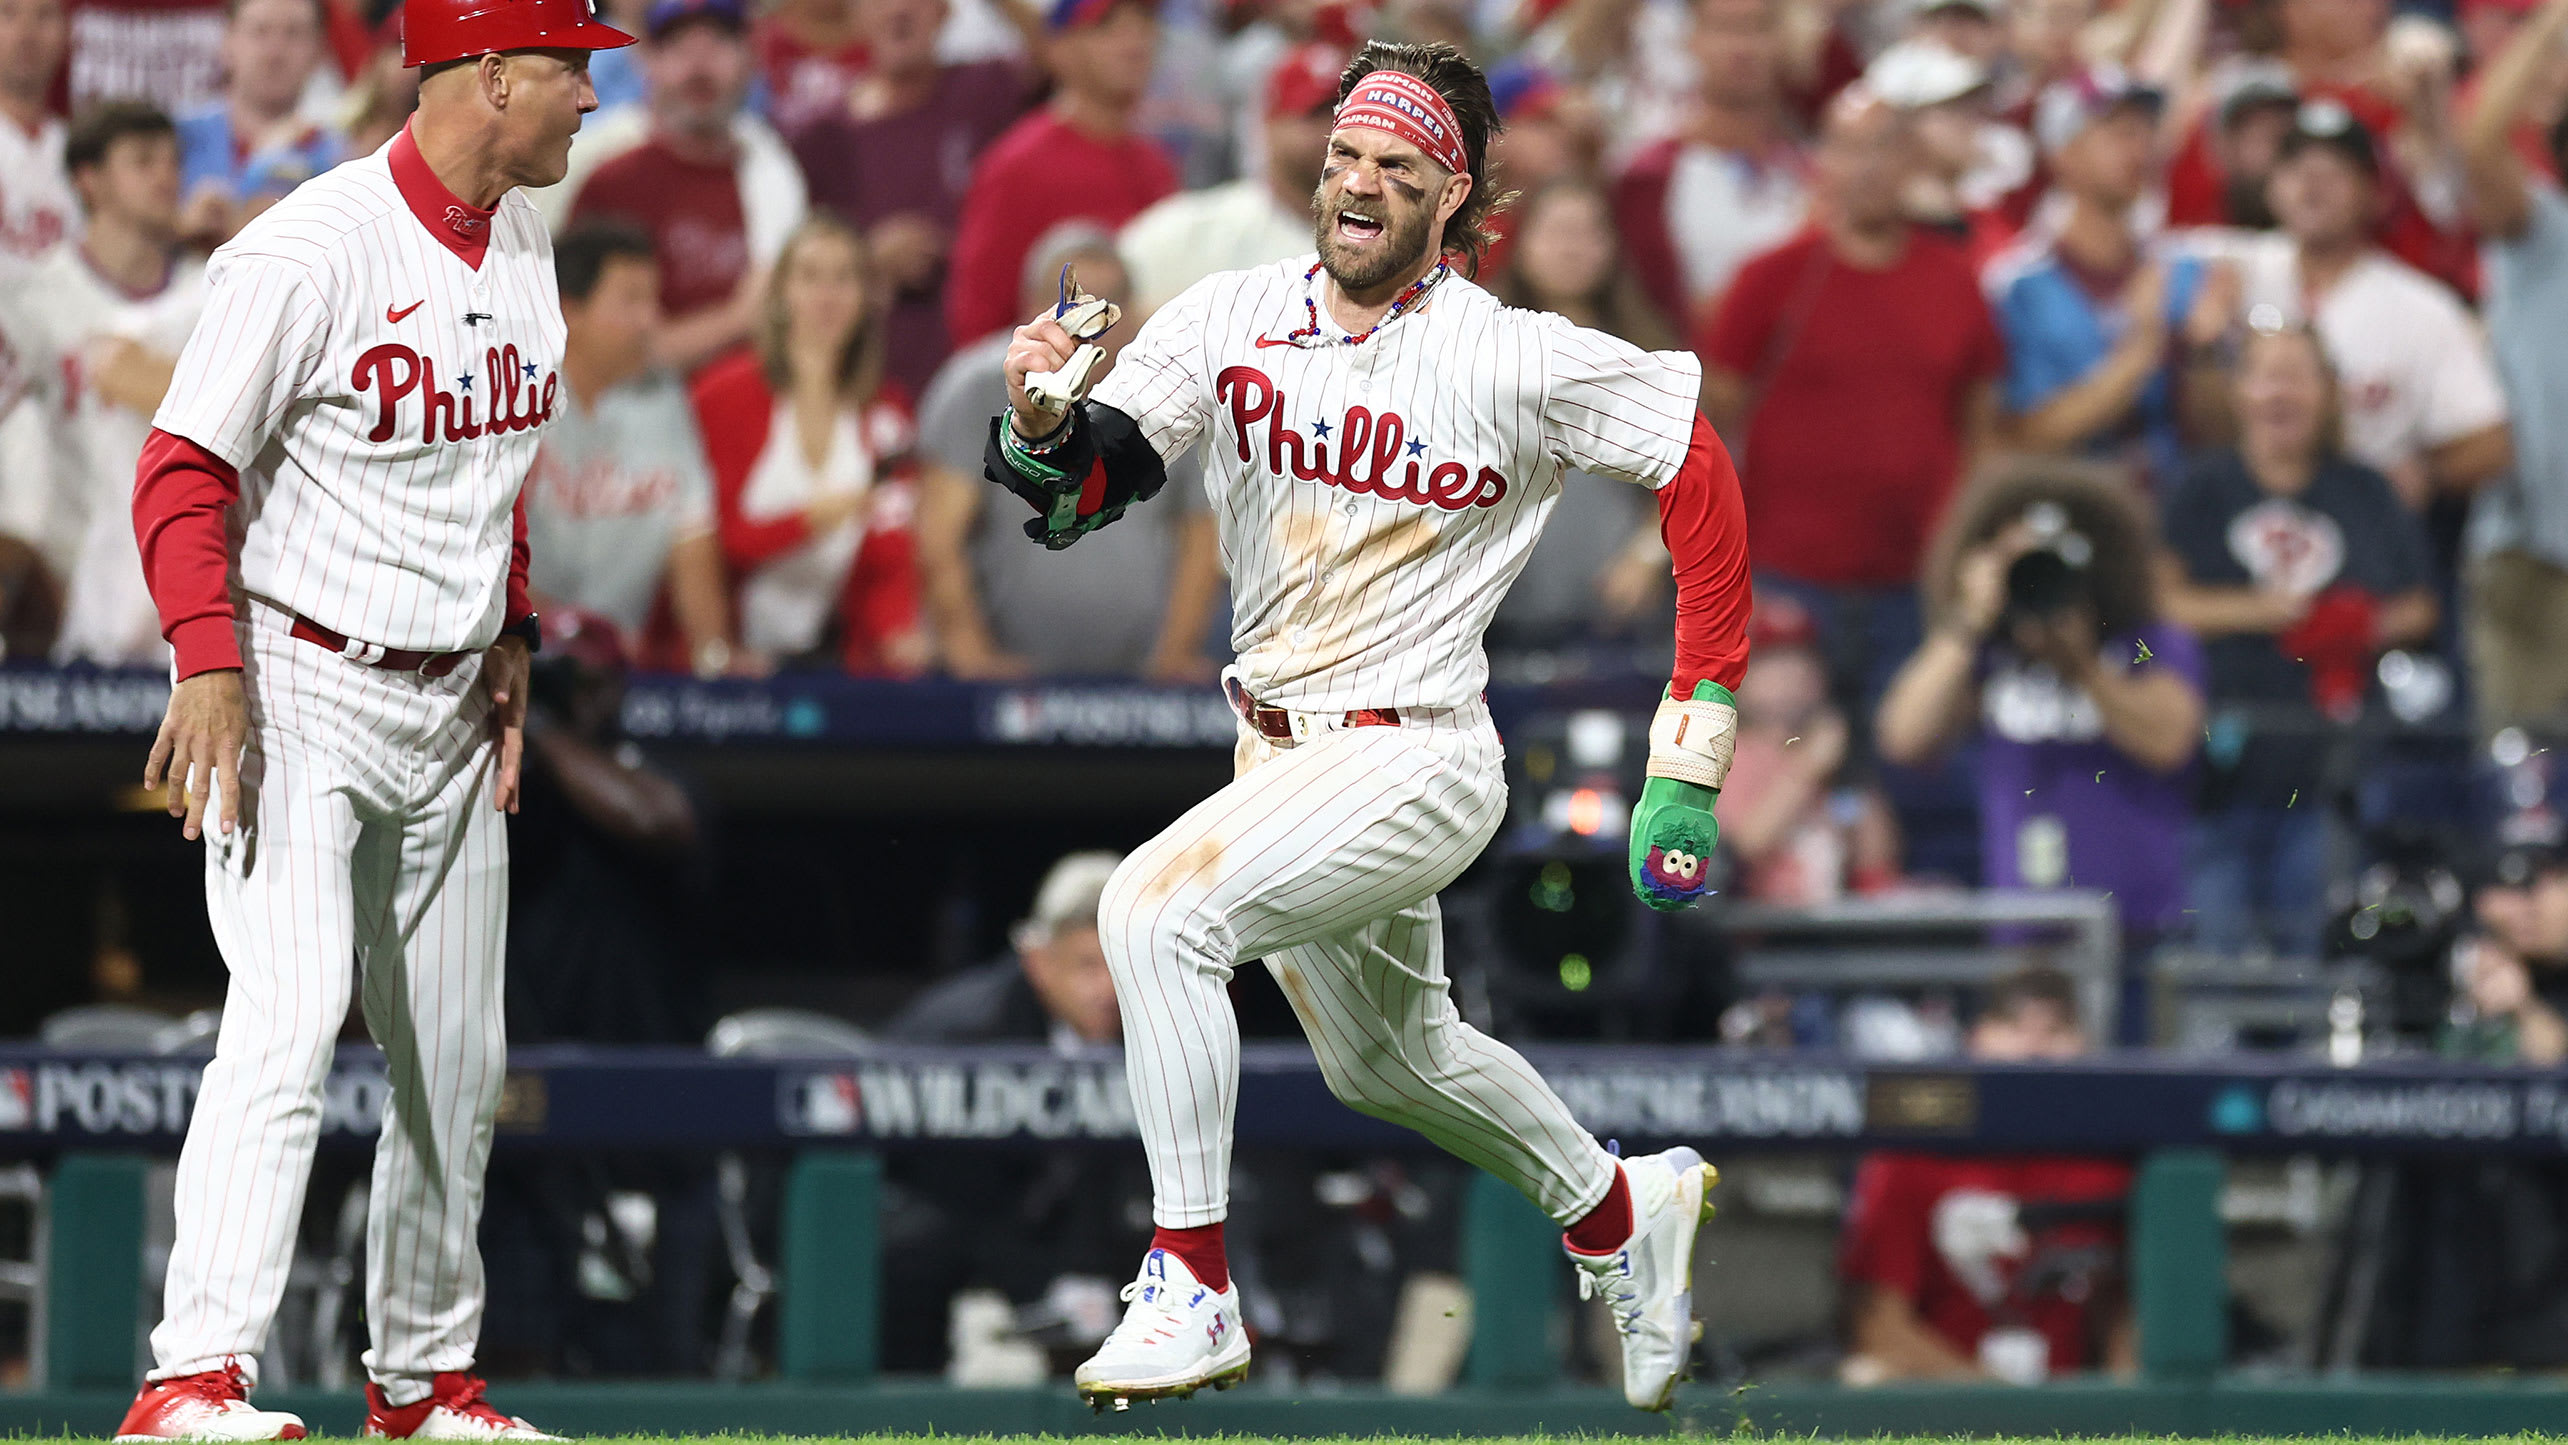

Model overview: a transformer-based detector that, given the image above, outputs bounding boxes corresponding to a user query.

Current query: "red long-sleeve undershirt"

[1661,413,1753,699]
[133,427,534,680]
[133,430,244,678]
[508,485,531,629]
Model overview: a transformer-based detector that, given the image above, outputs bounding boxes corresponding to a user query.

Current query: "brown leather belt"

[290,615,469,677]
[1226,677,1400,742]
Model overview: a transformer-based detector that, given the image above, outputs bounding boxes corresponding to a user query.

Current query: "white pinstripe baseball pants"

[1099,694,1619,1229]
[152,599,508,1398]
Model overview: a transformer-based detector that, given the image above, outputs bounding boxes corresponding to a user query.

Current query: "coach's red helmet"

[400,0,635,68]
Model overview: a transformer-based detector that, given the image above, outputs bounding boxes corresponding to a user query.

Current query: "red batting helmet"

[400,0,636,68]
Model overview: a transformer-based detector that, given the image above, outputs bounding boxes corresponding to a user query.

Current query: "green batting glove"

[1628,679,1736,911]
[1629,776,1721,910]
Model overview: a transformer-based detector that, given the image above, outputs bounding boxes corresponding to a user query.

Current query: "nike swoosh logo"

[386,300,425,323]
[1253,335,1300,348]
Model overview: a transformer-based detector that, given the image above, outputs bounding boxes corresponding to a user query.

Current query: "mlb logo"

[783,1073,862,1135]
[0,1069,29,1131]
[989,692,1041,742]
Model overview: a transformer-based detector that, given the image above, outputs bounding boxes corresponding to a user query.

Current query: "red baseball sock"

[1150,1222,1229,1292]
[1563,1165,1633,1256]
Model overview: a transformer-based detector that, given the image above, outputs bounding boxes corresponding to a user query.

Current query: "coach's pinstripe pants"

[152,599,507,1398]
[1099,695,1619,1229]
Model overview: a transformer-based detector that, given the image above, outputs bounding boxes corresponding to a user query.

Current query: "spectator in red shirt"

[1613,0,1808,330]
[691,215,928,675]
[2456,0,2568,186]
[570,0,810,375]
[1838,965,2137,1384]
[2162,0,2475,291]
[942,0,1174,350]
[2180,63,2304,229]
[1698,88,2002,711]
[755,0,867,132]
[792,0,1034,398]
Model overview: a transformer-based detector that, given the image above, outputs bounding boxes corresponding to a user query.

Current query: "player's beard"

[1311,184,1435,297]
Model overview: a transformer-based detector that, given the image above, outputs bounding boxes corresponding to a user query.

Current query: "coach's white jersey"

[153,133,563,654]
[0,243,209,663]
[1091,255,1701,711]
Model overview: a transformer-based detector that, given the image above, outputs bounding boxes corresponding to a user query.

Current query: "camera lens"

[2005,549,2083,619]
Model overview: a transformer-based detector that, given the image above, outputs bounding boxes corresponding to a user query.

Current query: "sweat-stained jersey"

[151,132,564,656]
[1090,255,1702,712]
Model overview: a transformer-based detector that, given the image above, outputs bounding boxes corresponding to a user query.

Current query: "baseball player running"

[114,0,633,1437]
[989,40,1754,1413]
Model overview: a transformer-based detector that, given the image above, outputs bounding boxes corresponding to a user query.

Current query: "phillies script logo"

[353,342,557,445]
[1218,365,1506,511]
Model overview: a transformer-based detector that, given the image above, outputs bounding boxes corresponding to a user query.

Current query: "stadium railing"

[7,1042,2568,1433]
[0,666,1663,811]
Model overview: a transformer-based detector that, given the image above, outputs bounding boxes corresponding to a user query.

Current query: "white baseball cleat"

[114,1362,308,1441]
[1568,1147,1720,1412]
[363,1373,565,1440]
[1072,1247,1250,1411]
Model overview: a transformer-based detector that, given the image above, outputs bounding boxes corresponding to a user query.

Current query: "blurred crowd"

[11,0,2568,958]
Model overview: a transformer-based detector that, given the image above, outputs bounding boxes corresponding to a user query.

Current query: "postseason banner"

[0,671,1660,748]
[3,1044,2567,1157]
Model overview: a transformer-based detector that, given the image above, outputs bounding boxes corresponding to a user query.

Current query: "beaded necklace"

[1285,258,1450,346]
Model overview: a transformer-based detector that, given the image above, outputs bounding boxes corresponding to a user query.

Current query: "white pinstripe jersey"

[1090,255,1702,711]
[153,141,563,654]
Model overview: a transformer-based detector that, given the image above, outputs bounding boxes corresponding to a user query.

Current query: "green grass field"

[20,1427,2568,1437]
[17,1379,2568,1442]
[509,1437,2559,1444]
[400,1437,2563,1444]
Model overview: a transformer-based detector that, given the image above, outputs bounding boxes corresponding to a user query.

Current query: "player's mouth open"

[1337,210,1385,243]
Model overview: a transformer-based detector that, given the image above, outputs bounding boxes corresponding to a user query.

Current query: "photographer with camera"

[1878,470,2206,972]
[2452,845,2568,1066]
[2158,322,2440,958]
[2325,842,2568,1372]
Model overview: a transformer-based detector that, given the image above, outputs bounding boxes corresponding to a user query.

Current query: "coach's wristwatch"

[501,613,542,654]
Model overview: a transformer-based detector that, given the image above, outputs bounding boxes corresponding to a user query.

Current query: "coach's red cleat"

[114,1361,308,1442]
[364,1373,565,1441]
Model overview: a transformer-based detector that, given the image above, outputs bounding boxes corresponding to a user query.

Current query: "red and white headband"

[1332,70,1470,178]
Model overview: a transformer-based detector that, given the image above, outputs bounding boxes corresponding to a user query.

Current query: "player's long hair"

[1338,40,1514,275]
[754,214,886,408]
[1922,461,2163,640]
